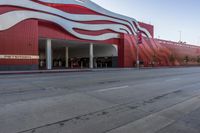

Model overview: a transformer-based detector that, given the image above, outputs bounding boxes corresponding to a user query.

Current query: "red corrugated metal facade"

[0,2,200,70]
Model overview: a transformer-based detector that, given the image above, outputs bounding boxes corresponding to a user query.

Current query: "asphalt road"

[0,67,200,133]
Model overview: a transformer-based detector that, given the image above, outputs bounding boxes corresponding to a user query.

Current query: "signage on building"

[0,55,39,60]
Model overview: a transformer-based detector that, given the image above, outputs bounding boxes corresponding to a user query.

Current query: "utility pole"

[178,30,182,42]
[197,36,200,45]
[136,32,142,69]
[136,43,139,69]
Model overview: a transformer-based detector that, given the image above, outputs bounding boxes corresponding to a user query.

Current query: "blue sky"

[91,0,200,45]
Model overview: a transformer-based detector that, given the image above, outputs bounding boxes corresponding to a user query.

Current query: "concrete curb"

[0,68,140,75]
[0,69,92,75]
[0,66,199,75]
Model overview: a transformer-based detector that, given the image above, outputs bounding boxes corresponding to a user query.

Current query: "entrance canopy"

[39,39,118,69]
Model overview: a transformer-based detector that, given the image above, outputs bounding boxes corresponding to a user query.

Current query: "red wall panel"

[158,39,200,65]
[0,19,38,65]
[139,22,154,38]
[48,4,101,15]
[38,21,119,45]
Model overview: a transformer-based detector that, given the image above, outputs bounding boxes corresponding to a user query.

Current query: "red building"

[0,0,199,70]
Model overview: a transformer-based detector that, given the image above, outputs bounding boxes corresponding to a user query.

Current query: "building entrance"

[38,39,118,69]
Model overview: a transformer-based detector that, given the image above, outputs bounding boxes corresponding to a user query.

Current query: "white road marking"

[96,85,129,92]
[165,78,181,82]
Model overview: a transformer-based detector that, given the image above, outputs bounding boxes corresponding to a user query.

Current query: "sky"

[91,0,200,45]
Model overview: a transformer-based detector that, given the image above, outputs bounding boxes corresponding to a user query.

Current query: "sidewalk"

[0,68,137,75]
[0,66,198,75]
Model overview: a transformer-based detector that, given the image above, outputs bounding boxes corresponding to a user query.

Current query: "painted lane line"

[96,85,129,92]
[165,78,181,82]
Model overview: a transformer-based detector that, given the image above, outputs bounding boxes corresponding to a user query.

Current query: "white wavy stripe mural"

[0,0,136,35]
[37,0,152,37]
[0,0,152,40]
[0,10,123,40]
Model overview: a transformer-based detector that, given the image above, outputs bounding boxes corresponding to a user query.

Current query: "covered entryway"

[38,39,118,70]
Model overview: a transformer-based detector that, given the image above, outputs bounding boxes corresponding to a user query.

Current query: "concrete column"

[46,39,52,70]
[65,47,69,68]
[89,43,94,69]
